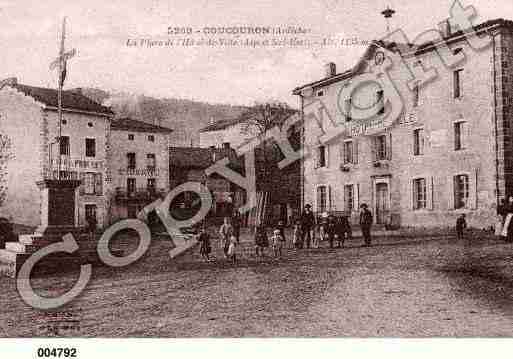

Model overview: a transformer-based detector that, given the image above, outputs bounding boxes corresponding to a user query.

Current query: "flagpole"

[57,17,66,180]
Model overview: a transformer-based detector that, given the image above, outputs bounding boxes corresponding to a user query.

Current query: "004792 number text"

[37,348,77,358]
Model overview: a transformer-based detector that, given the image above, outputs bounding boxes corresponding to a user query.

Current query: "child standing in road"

[456,213,467,240]
[292,220,302,249]
[198,227,212,261]
[227,235,237,264]
[271,229,285,258]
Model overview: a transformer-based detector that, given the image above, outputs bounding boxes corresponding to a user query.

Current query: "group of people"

[295,203,373,248]
[196,202,376,263]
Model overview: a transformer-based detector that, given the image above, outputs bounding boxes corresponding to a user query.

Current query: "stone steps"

[0,230,125,278]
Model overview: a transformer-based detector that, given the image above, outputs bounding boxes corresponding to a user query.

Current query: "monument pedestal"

[0,179,84,277]
[35,179,81,240]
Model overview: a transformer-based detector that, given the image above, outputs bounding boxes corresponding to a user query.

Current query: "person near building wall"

[359,203,373,247]
[300,204,315,249]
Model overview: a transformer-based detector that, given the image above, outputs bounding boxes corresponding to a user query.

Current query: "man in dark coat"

[325,215,337,248]
[359,203,373,246]
[232,210,242,244]
[300,204,315,249]
[336,214,352,248]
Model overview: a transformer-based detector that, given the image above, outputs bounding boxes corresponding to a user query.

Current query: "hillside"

[71,87,247,146]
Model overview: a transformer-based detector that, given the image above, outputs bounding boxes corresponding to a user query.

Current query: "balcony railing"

[117,167,160,177]
[50,156,104,171]
[114,187,166,202]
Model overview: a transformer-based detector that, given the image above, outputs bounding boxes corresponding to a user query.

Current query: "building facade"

[199,118,259,149]
[169,145,244,222]
[199,114,302,225]
[293,19,513,229]
[0,80,113,228]
[108,118,172,221]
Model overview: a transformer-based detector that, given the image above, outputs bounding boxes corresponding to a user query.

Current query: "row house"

[293,19,513,229]
[0,79,113,228]
[108,117,172,221]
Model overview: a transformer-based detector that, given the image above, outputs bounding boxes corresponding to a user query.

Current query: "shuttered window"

[454,174,469,209]
[413,178,427,210]
[344,185,354,212]
[317,186,327,213]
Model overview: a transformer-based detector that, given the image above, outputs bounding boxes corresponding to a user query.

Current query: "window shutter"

[79,172,85,195]
[387,132,393,160]
[470,169,478,209]
[428,176,434,210]
[408,179,414,210]
[355,183,360,210]
[95,173,103,195]
[353,140,359,164]
[316,187,321,213]
[370,137,377,162]
[451,176,457,210]
[325,144,330,168]
[328,185,333,211]
[465,122,471,149]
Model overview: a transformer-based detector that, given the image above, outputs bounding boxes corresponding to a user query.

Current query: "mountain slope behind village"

[72,87,247,146]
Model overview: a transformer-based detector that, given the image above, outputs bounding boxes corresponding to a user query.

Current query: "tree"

[0,134,14,207]
[238,102,297,225]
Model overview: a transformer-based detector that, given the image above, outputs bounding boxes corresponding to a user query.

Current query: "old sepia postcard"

[1,0,513,356]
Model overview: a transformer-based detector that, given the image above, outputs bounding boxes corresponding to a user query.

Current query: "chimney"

[325,62,336,77]
[438,19,451,38]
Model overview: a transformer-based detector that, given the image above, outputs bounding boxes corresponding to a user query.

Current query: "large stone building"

[0,81,174,229]
[293,19,513,229]
[108,117,173,221]
[0,80,113,228]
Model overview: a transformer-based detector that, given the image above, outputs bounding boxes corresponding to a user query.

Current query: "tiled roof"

[111,117,173,133]
[292,18,513,94]
[169,146,240,169]
[200,108,299,133]
[11,84,113,115]
[199,117,244,133]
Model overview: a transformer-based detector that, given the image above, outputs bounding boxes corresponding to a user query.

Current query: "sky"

[0,0,512,107]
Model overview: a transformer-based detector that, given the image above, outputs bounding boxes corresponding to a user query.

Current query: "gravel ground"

[1,232,513,337]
